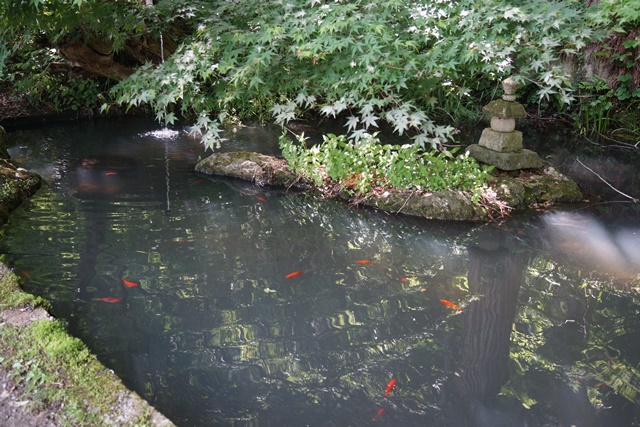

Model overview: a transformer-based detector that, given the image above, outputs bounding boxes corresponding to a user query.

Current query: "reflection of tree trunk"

[455,246,524,402]
[77,215,107,297]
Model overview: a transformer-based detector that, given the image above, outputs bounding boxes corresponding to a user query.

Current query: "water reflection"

[542,212,640,284]
[447,229,526,426]
[1,119,639,426]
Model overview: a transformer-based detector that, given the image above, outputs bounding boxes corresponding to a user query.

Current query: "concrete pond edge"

[0,264,176,427]
[194,150,584,221]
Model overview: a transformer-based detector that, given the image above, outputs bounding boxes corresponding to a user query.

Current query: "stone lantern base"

[466,144,543,171]
[478,129,523,153]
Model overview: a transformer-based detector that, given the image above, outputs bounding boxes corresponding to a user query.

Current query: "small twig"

[396,192,414,214]
[582,133,639,151]
[576,157,639,203]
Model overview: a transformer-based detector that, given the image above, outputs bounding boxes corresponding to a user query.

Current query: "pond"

[1,118,639,426]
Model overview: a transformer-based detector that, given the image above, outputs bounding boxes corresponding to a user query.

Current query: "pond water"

[1,118,639,426]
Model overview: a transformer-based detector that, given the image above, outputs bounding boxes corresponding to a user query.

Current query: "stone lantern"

[467,77,543,170]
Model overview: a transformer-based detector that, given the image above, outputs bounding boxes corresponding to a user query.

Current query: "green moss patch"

[0,266,174,426]
[0,311,173,426]
[0,268,49,310]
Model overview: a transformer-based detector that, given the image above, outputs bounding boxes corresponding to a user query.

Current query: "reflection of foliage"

[3,127,640,424]
[506,257,640,419]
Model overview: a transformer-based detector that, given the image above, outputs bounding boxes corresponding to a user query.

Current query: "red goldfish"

[97,297,120,303]
[374,408,385,420]
[123,279,139,288]
[105,172,117,176]
[440,299,462,311]
[256,197,267,202]
[399,277,409,282]
[384,379,396,398]
[356,260,374,265]
[285,270,304,279]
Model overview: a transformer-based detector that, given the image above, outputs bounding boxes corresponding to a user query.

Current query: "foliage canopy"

[1,0,638,147]
[109,0,602,149]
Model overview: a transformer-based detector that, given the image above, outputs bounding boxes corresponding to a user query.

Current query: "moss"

[1,261,173,426]
[0,268,50,310]
[0,318,166,426]
[0,160,42,226]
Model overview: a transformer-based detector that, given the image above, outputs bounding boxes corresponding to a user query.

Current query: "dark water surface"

[1,118,639,426]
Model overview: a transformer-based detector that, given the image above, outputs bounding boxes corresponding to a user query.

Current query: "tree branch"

[576,157,639,203]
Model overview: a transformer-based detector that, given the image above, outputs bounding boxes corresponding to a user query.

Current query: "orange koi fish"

[19,270,31,278]
[440,299,462,311]
[285,270,304,279]
[384,379,396,398]
[374,407,385,420]
[256,197,267,202]
[356,260,374,265]
[399,276,409,283]
[105,172,117,176]
[97,297,120,303]
[123,279,139,288]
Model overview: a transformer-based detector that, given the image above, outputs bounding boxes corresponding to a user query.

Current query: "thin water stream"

[1,118,639,426]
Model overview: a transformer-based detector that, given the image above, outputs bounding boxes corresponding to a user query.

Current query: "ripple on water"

[141,128,180,140]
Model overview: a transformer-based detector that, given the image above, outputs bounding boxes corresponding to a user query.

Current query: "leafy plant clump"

[280,133,493,199]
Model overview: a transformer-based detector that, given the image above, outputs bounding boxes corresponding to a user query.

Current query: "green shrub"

[280,133,493,200]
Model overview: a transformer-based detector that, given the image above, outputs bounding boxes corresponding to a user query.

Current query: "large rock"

[363,189,486,221]
[0,164,42,226]
[195,151,312,188]
[195,151,583,221]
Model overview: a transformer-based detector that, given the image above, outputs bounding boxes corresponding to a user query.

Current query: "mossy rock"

[493,167,583,209]
[482,99,526,119]
[361,190,487,221]
[195,151,313,188]
[0,160,42,226]
[195,152,584,221]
